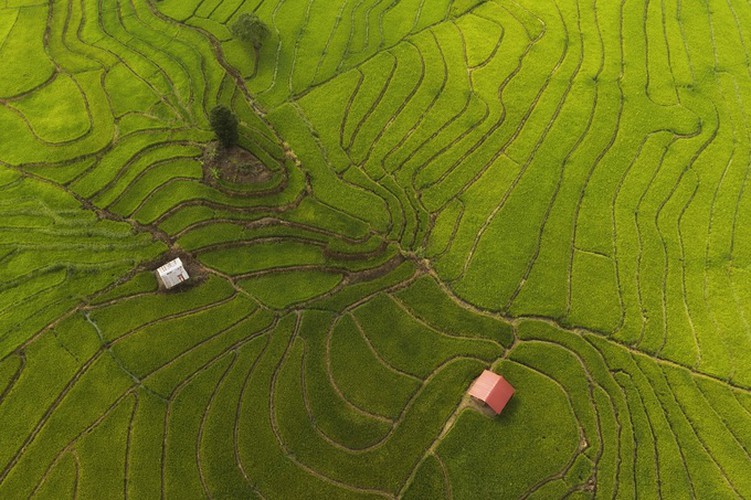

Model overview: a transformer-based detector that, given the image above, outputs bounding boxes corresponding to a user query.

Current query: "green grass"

[0,5,55,98]
[437,360,580,499]
[402,454,446,499]
[11,75,91,143]
[328,314,421,419]
[353,294,502,378]
[74,394,134,499]
[299,311,394,448]
[238,270,343,309]
[394,275,513,345]
[0,0,750,497]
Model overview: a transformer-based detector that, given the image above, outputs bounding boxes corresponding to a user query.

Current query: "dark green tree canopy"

[209,105,238,149]
[231,13,270,50]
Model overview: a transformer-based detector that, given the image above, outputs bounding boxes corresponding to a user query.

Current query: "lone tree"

[209,105,238,149]
[231,13,269,75]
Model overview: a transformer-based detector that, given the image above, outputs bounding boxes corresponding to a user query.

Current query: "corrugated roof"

[468,369,515,415]
[157,257,184,275]
[157,258,189,289]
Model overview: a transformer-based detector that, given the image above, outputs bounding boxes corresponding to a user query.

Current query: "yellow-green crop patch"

[1,0,750,497]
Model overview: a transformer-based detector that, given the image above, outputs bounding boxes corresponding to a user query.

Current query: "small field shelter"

[157,258,189,289]
[468,370,515,415]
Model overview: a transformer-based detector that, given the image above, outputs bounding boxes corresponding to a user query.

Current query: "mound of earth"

[202,142,273,186]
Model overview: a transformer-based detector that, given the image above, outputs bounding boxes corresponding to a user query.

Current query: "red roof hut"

[468,370,515,415]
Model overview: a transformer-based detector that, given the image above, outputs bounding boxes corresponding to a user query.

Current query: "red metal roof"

[468,370,515,414]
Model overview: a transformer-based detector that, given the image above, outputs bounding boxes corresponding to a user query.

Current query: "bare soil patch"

[202,142,273,186]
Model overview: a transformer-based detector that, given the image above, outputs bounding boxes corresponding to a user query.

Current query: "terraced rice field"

[1,0,751,497]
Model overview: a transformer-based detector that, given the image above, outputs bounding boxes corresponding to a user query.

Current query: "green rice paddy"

[1,0,751,497]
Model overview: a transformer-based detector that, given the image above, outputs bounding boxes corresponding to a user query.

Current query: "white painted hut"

[157,258,189,289]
